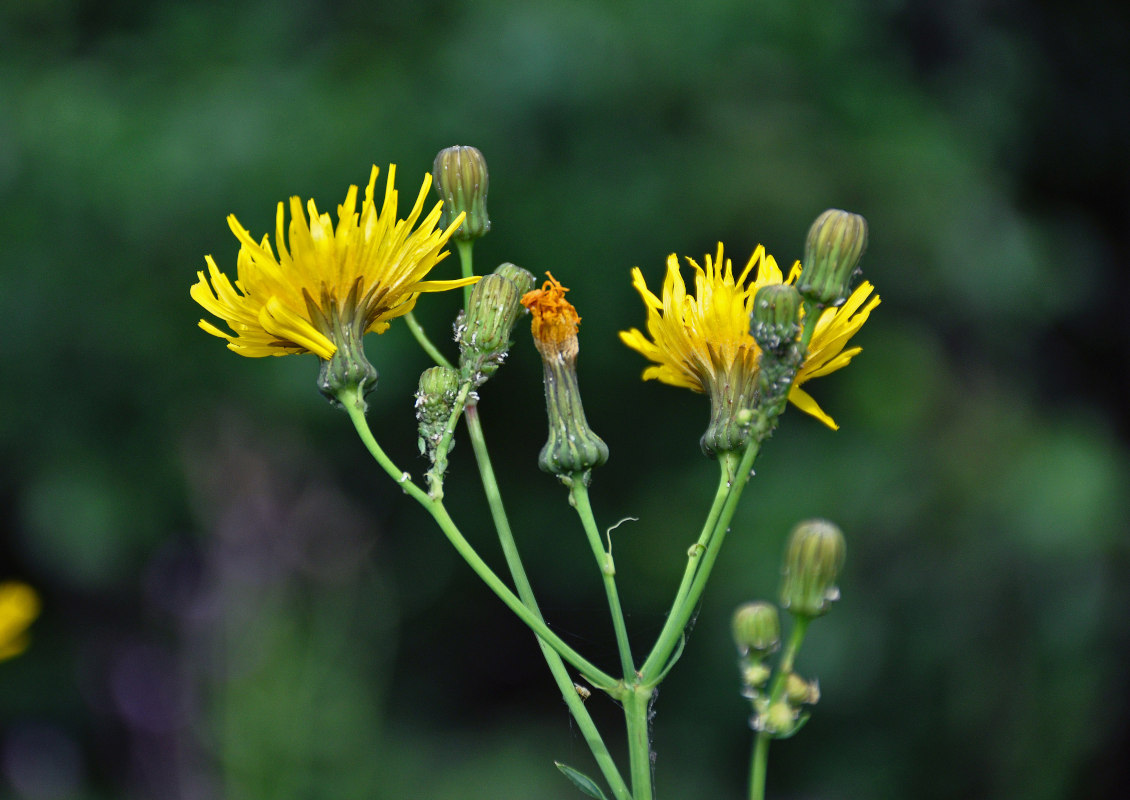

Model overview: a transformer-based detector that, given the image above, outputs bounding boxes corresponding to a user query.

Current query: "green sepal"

[554,762,610,800]
[310,281,379,410]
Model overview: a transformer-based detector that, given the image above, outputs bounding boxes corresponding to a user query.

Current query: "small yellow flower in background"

[191,165,476,360]
[619,244,879,430]
[0,581,39,662]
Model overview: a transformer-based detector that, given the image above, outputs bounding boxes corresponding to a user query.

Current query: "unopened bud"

[741,661,772,689]
[784,673,821,706]
[780,519,846,618]
[415,366,460,459]
[493,262,537,295]
[458,264,535,386]
[764,701,796,735]
[433,145,490,241]
[797,209,868,307]
[731,602,781,656]
[750,284,802,354]
[462,275,521,354]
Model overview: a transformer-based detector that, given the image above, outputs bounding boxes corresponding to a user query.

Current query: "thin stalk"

[338,388,617,691]
[798,303,820,353]
[749,617,810,800]
[776,617,808,678]
[653,432,767,671]
[569,478,636,682]
[641,321,809,686]
[639,452,741,682]
[749,728,771,800]
[465,404,631,800]
[403,311,454,369]
[457,239,475,307]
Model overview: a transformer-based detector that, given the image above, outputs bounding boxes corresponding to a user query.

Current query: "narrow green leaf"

[554,761,611,800]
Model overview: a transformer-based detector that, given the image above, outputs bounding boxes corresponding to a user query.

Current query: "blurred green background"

[2,0,1128,797]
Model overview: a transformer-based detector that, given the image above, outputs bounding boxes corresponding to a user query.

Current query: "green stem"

[749,617,810,800]
[641,320,812,686]
[569,478,636,682]
[777,617,809,677]
[638,451,743,683]
[670,452,742,613]
[749,730,770,800]
[338,388,617,692]
[624,455,747,797]
[465,404,631,800]
[457,239,475,308]
[798,303,820,353]
[624,685,654,800]
[403,311,454,369]
[675,433,767,643]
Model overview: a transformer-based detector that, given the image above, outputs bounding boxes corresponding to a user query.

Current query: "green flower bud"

[741,661,772,689]
[750,284,802,354]
[458,265,534,386]
[784,672,820,706]
[493,262,537,296]
[731,601,781,656]
[797,209,868,307]
[432,145,490,241]
[415,365,460,460]
[764,701,797,735]
[780,519,846,618]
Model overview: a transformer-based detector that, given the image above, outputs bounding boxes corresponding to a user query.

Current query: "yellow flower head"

[0,581,39,662]
[191,165,477,360]
[619,243,879,430]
